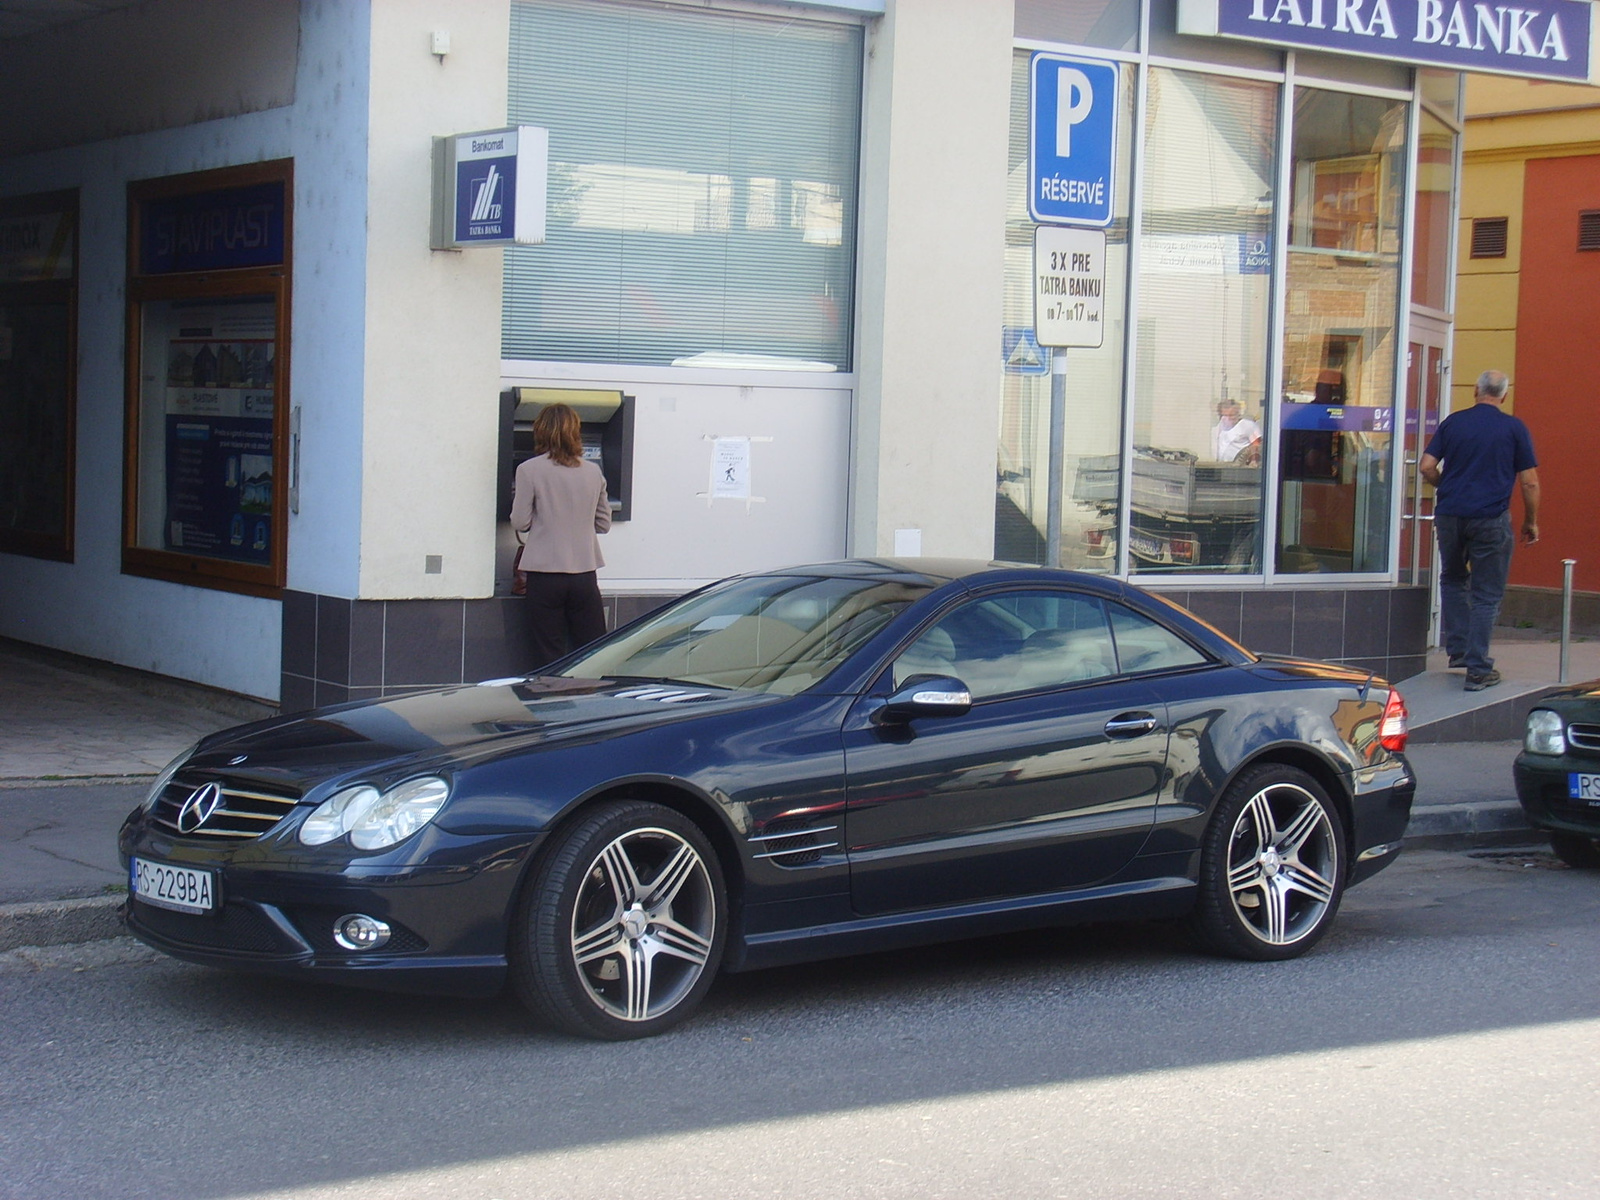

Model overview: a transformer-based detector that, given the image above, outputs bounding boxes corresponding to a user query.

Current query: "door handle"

[1105,712,1158,738]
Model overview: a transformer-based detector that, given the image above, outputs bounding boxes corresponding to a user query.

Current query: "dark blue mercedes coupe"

[121,560,1416,1039]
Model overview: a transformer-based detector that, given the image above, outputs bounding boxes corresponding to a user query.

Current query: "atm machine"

[498,387,634,521]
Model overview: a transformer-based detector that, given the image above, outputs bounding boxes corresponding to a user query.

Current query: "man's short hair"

[1477,370,1510,399]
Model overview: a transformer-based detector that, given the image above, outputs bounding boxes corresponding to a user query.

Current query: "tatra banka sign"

[1177,0,1596,81]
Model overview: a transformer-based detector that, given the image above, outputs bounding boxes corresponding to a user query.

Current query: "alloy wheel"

[569,827,717,1022]
[1225,782,1340,947]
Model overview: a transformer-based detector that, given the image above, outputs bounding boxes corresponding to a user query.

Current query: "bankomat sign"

[1029,53,1119,227]
[432,126,548,249]
[1178,0,1597,82]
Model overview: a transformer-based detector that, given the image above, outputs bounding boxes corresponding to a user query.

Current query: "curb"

[1402,800,1537,849]
[0,896,123,953]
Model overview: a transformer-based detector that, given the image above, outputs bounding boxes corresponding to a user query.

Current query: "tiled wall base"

[1147,586,1430,686]
[280,585,1431,714]
[279,591,674,713]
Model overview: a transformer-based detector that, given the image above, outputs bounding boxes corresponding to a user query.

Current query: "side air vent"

[1579,211,1600,252]
[1470,216,1508,259]
[747,818,840,868]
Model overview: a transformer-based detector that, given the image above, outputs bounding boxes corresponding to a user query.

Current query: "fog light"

[333,914,391,951]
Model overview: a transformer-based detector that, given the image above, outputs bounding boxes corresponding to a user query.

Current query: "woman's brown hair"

[532,403,583,467]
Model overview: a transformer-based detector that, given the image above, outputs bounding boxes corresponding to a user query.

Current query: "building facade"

[2,0,1592,707]
[1454,71,1600,631]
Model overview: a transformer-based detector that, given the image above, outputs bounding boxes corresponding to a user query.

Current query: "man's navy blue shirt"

[1425,402,1537,519]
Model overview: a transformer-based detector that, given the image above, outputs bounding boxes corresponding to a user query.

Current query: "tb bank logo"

[470,165,504,223]
[1029,53,1119,227]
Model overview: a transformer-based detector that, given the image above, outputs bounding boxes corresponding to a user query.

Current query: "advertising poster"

[162,331,274,562]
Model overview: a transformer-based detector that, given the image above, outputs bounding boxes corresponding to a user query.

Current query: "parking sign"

[1029,53,1118,227]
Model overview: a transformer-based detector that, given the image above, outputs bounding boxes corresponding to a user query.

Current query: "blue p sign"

[1030,52,1119,227]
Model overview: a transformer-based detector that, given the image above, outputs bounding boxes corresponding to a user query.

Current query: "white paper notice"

[711,437,751,499]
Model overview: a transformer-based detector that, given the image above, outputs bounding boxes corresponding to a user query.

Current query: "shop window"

[994,51,1134,570]
[1470,217,1508,259]
[1129,68,1278,576]
[0,190,76,561]
[123,162,291,597]
[1276,88,1405,575]
[1579,211,1600,252]
[503,0,862,369]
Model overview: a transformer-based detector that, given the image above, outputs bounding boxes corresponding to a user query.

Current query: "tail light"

[1379,688,1408,752]
[1171,536,1199,565]
[1085,529,1105,548]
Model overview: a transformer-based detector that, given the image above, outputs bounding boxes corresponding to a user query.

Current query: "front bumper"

[119,808,544,998]
[1514,752,1600,838]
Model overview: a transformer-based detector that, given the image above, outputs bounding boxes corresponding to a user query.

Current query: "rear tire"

[1549,831,1600,870]
[1190,763,1346,961]
[510,800,726,1040]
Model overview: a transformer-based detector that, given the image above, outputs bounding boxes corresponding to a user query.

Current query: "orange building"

[1455,77,1600,628]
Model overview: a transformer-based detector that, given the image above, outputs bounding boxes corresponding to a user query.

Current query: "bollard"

[1560,559,1576,684]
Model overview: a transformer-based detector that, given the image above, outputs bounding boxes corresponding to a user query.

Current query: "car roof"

[740,558,1256,674]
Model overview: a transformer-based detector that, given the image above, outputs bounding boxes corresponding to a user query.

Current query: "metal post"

[1046,351,1067,568]
[1560,558,1577,684]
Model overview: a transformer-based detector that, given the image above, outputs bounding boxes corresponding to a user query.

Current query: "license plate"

[130,857,216,913]
[1130,532,1163,559]
[1568,773,1600,804]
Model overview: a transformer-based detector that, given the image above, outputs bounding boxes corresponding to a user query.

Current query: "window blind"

[504,0,863,369]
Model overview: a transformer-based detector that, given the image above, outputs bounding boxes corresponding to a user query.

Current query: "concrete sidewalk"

[0,629,1585,952]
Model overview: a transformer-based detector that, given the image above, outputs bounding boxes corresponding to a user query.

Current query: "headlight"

[299,785,381,845]
[141,741,200,812]
[1525,709,1567,756]
[299,776,451,850]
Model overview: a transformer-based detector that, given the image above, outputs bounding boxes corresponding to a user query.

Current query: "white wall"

[851,0,1013,559]
[0,0,372,700]
[502,364,853,591]
[358,0,509,600]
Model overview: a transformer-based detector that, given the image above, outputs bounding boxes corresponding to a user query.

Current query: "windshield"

[559,575,933,694]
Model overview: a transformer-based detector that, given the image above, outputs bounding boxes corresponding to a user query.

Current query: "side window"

[893,592,1117,699]
[1108,603,1208,674]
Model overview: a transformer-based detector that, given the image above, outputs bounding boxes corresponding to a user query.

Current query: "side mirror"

[878,674,973,723]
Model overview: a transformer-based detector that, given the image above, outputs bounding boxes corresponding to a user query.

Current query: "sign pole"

[1046,351,1067,567]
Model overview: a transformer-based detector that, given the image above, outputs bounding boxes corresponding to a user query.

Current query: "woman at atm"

[509,403,612,669]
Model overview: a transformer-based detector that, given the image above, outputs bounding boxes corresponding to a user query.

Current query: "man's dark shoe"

[1464,669,1502,692]
[1447,654,1466,669]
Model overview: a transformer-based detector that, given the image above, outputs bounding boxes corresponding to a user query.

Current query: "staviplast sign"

[1177,0,1596,82]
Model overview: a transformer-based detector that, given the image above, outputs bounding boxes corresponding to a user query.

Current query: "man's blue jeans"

[1435,513,1514,675]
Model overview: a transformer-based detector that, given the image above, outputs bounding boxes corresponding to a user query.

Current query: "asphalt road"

[3,846,1598,1200]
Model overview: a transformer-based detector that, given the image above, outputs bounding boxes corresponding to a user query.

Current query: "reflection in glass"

[1412,110,1456,313]
[1131,69,1277,574]
[995,53,1132,569]
[1277,88,1405,574]
[1014,0,1139,51]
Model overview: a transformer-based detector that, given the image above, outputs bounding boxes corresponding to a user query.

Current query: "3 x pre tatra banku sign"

[1178,0,1596,82]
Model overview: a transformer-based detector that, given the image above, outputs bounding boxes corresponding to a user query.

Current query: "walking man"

[1419,369,1540,692]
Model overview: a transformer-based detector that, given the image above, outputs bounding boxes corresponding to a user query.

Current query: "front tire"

[1549,831,1600,869]
[1191,763,1346,961]
[511,801,726,1040]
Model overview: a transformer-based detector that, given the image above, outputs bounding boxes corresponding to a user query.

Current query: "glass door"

[1400,319,1448,591]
